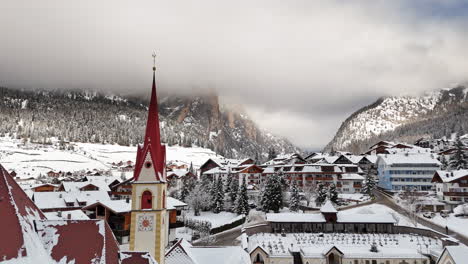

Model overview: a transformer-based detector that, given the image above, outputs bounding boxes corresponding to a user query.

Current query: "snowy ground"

[338,193,370,202]
[420,213,468,238]
[183,211,241,228]
[0,136,220,179]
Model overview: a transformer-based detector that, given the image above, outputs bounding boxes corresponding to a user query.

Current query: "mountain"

[0,87,300,160]
[325,85,468,153]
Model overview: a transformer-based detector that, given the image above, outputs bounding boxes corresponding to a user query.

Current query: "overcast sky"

[1,1,468,149]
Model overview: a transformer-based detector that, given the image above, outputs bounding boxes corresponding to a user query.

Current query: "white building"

[432,170,468,209]
[377,154,440,191]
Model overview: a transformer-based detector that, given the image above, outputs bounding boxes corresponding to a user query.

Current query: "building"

[32,189,111,212]
[266,201,396,234]
[377,154,440,191]
[432,170,468,209]
[437,245,468,264]
[165,239,250,264]
[166,169,197,190]
[247,232,440,264]
[128,63,168,264]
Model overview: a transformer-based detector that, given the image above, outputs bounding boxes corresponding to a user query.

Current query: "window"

[141,190,153,209]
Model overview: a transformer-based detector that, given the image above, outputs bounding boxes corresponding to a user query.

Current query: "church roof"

[0,164,132,263]
[0,164,47,261]
[134,69,166,182]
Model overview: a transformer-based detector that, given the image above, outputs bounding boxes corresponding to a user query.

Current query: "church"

[0,60,167,263]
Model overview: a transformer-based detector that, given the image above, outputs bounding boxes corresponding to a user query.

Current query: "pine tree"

[315,183,328,206]
[289,181,300,212]
[260,173,283,213]
[229,175,239,203]
[448,135,468,170]
[439,155,448,170]
[210,179,218,211]
[213,177,224,213]
[188,162,195,175]
[235,176,250,215]
[361,169,377,198]
[329,183,339,204]
[180,174,195,202]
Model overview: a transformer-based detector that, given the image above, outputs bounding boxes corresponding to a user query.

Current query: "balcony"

[353,184,362,188]
[443,192,468,197]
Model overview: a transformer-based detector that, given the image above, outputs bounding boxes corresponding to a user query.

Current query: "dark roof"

[35,219,120,264]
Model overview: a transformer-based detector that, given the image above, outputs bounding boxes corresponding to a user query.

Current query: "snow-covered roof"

[377,154,440,166]
[167,197,188,209]
[83,199,132,214]
[434,170,468,183]
[320,200,337,213]
[441,245,468,264]
[33,190,111,210]
[60,180,111,192]
[336,212,396,224]
[340,174,365,181]
[247,233,443,260]
[266,213,326,223]
[44,210,90,220]
[166,239,250,264]
[168,169,190,178]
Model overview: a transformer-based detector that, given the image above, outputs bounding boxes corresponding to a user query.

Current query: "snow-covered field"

[184,211,241,228]
[0,136,219,179]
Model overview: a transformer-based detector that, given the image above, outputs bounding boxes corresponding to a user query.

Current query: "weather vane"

[152,52,156,71]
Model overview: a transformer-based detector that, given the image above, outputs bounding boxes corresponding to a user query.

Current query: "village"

[1,67,468,264]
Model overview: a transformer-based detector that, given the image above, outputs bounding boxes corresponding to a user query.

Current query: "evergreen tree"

[329,183,339,204]
[210,179,218,211]
[289,181,300,212]
[225,173,232,194]
[235,176,250,215]
[213,177,224,213]
[439,155,448,170]
[448,135,468,170]
[180,175,196,202]
[229,175,239,203]
[260,173,283,213]
[315,183,328,206]
[361,169,377,198]
[188,162,195,175]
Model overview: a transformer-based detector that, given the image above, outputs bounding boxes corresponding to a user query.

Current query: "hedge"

[210,215,246,234]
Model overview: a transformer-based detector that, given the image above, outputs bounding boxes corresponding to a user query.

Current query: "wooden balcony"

[443,192,468,197]
[353,184,362,188]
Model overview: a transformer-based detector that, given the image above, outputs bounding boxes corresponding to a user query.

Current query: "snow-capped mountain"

[325,85,468,153]
[0,87,300,160]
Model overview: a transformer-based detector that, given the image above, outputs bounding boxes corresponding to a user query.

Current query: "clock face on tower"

[137,214,154,232]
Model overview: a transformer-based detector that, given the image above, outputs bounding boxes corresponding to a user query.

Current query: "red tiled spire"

[133,62,166,182]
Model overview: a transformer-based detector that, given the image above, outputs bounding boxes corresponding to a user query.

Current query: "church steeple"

[133,53,166,182]
[129,54,168,264]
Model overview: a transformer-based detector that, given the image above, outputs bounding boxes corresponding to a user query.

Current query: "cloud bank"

[1,0,467,148]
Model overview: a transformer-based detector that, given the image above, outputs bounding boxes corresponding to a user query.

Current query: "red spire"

[144,71,162,147]
[133,64,166,182]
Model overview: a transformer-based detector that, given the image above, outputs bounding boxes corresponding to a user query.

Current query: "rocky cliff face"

[325,86,468,153]
[0,87,300,160]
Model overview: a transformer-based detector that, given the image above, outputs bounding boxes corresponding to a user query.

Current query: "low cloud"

[1,0,467,149]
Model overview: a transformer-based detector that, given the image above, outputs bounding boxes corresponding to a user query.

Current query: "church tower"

[129,55,167,264]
